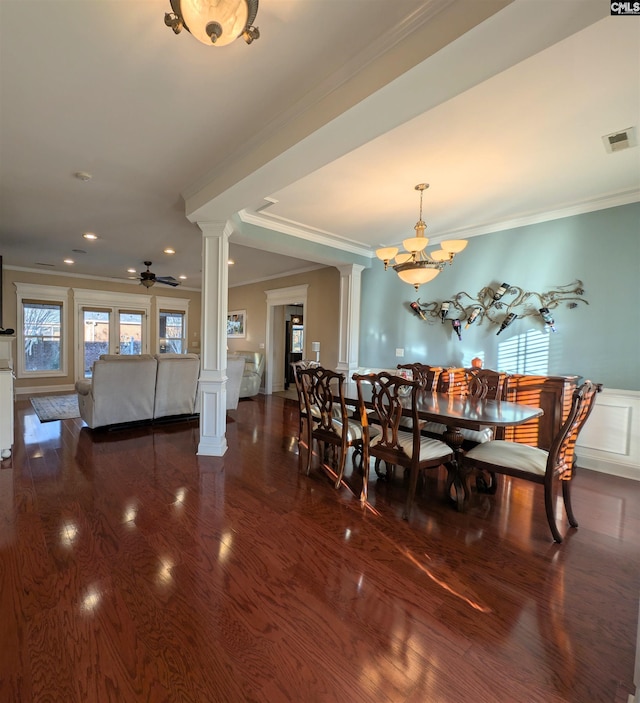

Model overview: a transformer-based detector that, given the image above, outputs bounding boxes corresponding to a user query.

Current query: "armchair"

[229,351,264,398]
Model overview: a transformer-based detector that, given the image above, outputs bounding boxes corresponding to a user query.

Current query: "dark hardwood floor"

[1,394,638,702]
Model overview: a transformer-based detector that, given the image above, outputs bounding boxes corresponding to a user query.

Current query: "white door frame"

[265,284,308,395]
[72,288,151,380]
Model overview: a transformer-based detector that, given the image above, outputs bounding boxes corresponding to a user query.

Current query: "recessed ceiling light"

[228,259,235,265]
[83,233,98,240]
[63,259,74,264]
[127,268,136,273]
[164,248,176,255]
[179,275,187,280]
[74,171,92,182]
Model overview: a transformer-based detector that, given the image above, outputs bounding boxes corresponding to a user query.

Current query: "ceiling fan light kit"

[376,184,467,291]
[139,262,180,288]
[165,0,260,46]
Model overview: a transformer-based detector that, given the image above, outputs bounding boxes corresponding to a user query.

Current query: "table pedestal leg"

[442,426,470,511]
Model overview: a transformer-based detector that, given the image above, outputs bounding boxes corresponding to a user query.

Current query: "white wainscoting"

[577,388,640,481]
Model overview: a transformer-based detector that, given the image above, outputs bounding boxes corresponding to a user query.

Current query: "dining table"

[340,378,544,509]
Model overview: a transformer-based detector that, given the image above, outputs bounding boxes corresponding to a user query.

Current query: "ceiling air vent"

[602,127,636,153]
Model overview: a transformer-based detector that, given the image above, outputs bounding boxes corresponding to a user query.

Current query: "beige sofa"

[154,353,200,419]
[75,353,200,428]
[229,351,264,398]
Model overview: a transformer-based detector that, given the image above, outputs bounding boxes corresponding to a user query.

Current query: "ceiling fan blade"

[155,276,180,287]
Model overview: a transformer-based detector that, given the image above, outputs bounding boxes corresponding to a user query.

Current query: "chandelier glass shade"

[165,0,260,46]
[375,184,467,291]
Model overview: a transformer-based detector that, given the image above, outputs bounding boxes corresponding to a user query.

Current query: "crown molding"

[238,209,373,258]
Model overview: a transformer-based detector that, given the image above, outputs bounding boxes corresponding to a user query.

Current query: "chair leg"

[334,446,348,489]
[544,481,563,543]
[402,465,420,520]
[562,480,578,528]
[305,438,314,475]
[360,449,370,504]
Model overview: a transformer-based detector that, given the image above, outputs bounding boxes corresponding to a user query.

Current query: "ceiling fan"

[137,261,180,288]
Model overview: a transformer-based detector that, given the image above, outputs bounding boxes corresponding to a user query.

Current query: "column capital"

[196,221,233,239]
[337,263,365,277]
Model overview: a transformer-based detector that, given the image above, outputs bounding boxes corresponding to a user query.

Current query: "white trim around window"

[14,282,70,379]
[155,296,190,355]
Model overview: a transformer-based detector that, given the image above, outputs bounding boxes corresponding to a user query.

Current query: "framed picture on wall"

[227,310,246,338]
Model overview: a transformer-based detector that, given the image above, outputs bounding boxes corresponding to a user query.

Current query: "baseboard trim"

[16,383,76,396]
[578,456,640,481]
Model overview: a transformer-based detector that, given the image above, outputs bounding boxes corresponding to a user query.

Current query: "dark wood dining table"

[340,379,544,508]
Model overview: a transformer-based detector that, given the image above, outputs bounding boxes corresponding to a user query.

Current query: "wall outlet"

[395,348,404,357]
[259,342,265,349]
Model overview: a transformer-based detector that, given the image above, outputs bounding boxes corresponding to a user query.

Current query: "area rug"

[31,394,80,422]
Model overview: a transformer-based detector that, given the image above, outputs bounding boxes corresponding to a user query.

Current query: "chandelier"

[376,184,467,291]
[165,0,260,46]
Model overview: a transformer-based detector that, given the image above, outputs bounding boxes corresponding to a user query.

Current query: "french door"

[81,309,147,377]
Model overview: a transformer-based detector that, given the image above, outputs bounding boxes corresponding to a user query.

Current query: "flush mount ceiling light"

[164,0,260,46]
[376,184,467,291]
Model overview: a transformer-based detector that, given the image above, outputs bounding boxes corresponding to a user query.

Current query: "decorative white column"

[335,264,363,376]
[197,221,231,456]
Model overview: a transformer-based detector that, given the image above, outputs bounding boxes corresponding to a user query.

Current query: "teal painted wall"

[359,202,640,391]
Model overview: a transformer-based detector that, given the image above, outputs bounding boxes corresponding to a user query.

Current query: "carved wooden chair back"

[352,371,454,520]
[397,363,443,391]
[436,367,469,396]
[465,369,508,401]
[464,369,509,444]
[291,360,320,440]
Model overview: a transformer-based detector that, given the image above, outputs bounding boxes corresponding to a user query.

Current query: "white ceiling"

[1,1,638,292]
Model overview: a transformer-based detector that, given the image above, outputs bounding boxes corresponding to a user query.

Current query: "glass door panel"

[119,312,143,355]
[83,310,109,377]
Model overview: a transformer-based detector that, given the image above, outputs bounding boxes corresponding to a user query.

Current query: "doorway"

[284,307,304,389]
[265,285,308,395]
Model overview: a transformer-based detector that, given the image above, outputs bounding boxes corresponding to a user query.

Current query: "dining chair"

[291,360,320,443]
[396,363,443,391]
[437,367,469,395]
[422,368,508,446]
[352,371,455,520]
[465,368,508,404]
[463,368,509,492]
[459,380,601,542]
[298,366,369,490]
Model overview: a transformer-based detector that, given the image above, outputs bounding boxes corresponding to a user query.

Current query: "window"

[23,302,62,371]
[159,311,185,353]
[15,283,69,378]
[155,296,190,355]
